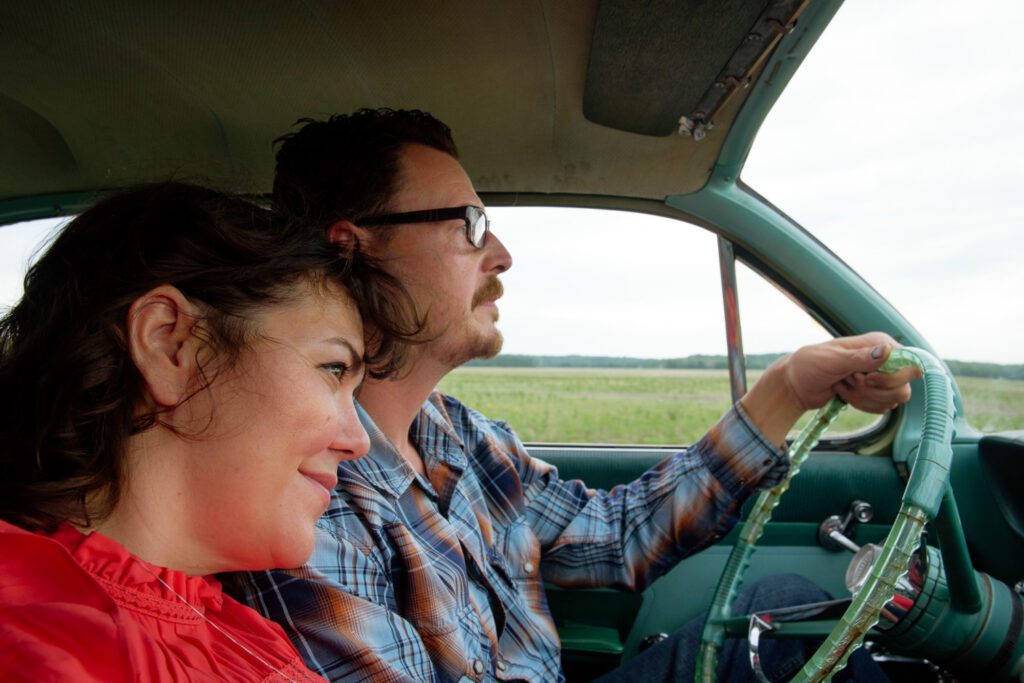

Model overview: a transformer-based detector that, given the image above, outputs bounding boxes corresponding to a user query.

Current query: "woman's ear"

[126,285,203,408]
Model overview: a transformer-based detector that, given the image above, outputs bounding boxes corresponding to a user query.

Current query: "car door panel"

[535,446,904,667]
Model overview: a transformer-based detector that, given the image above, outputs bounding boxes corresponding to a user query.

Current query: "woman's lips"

[301,471,337,505]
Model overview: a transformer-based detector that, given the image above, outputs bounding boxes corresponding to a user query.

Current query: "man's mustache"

[472,278,504,307]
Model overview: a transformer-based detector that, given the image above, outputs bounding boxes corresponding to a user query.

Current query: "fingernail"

[870,345,886,359]
[865,377,880,388]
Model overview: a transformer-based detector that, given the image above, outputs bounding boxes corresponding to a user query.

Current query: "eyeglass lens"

[469,208,488,247]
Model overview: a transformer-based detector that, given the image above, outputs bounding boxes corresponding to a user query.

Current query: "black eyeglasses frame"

[355,205,489,248]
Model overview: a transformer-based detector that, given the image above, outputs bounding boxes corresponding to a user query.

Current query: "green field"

[437,367,1024,444]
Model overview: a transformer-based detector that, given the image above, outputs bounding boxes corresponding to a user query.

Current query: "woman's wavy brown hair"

[0,182,421,532]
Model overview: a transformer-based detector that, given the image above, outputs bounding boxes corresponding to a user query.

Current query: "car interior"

[2,1,1023,680]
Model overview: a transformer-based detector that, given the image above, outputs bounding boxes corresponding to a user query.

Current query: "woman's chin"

[260,534,315,571]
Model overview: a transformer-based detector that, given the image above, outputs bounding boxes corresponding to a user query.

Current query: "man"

[238,109,912,682]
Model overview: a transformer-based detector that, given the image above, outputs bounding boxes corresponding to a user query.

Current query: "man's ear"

[327,220,369,250]
[126,285,203,408]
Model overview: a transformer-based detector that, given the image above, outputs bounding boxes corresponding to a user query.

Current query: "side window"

[734,261,884,437]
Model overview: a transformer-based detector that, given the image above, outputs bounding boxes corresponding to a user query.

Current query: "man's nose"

[484,229,513,273]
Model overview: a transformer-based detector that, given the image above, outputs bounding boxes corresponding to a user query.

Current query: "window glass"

[0,218,64,310]
[735,262,883,437]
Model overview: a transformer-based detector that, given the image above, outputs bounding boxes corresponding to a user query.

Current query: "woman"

[0,182,419,681]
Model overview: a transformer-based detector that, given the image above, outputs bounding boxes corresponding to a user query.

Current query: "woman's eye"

[322,363,349,381]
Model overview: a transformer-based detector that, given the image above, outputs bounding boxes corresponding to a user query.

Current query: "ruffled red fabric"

[0,520,325,682]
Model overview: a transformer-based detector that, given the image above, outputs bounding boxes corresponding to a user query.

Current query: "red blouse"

[0,519,325,682]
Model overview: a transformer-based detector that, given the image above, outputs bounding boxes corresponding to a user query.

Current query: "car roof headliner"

[0,0,809,212]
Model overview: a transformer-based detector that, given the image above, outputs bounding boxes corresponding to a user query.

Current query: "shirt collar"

[341,396,469,499]
[417,393,469,472]
[339,401,418,499]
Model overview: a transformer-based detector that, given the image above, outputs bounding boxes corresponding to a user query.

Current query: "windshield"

[744,0,1023,369]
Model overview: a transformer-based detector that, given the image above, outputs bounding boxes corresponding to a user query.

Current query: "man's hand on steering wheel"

[740,333,921,445]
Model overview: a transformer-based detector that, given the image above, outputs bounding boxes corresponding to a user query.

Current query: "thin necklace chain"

[138,563,316,682]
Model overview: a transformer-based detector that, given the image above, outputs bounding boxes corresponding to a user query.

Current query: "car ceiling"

[0,0,807,210]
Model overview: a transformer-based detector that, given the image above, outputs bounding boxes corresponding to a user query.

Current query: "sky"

[2,0,1022,364]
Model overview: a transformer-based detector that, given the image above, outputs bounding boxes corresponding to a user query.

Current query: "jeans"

[595,574,890,682]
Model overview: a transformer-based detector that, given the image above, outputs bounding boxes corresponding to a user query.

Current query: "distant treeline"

[467,354,1024,380]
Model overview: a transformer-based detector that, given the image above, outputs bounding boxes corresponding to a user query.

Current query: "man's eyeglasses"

[356,205,490,249]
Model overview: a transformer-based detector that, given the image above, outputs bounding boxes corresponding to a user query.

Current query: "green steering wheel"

[695,347,955,682]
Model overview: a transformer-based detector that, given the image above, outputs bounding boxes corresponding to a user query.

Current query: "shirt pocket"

[497,516,542,581]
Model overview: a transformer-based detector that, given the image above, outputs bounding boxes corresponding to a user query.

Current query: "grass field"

[437,367,1024,444]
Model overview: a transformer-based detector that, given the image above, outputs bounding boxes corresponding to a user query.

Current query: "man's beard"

[437,278,505,367]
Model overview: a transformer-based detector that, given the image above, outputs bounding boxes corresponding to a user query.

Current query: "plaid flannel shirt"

[237,392,787,682]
